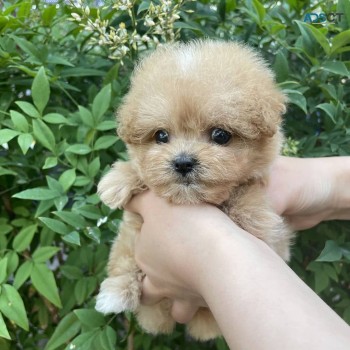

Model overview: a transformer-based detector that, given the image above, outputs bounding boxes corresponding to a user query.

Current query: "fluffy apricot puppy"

[95,40,294,340]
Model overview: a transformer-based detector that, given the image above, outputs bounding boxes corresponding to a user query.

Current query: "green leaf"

[316,240,343,262]
[53,211,86,229]
[5,251,19,276]
[42,5,57,26]
[337,0,350,30]
[0,313,11,340]
[0,129,20,144]
[60,67,105,78]
[47,55,75,67]
[43,113,72,125]
[33,119,56,152]
[13,261,33,289]
[88,157,100,178]
[252,0,266,24]
[17,1,31,17]
[321,61,349,76]
[17,133,34,155]
[12,224,37,252]
[15,101,40,118]
[0,284,29,330]
[331,29,350,54]
[96,120,116,131]
[78,106,94,127]
[0,258,8,284]
[60,265,83,280]
[74,309,105,329]
[65,329,98,350]
[75,205,101,220]
[96,326,117,350]
[316,103,336,123]
[74,277,96,304]
[54,195,68,211]
[10,110,29,133]
[323,264,338,282]
[93,136,117,150]
[58,169,76,192]
[32,247,60,263]
[62,231,81,246]
[284,89,307,114]
[66,144,92,155]
[294,20,330,55]
[39,217,71,235]
[137,0,150,15]
[74,176,92,187]
[85,227,100,243]
[46,176,64,194]
[273,51,289,82]
[10,35,41,62]
[173,21,202,31]
[0,167,16,177]
[0,224,13,235]
[314,270,329,293]
[341,244,350,260]
[32,67,50,114]
[44,312,80,350]
[31,263,62,307]
[92,84,111,122]
[13,188,60,200]
[43,156,58,169]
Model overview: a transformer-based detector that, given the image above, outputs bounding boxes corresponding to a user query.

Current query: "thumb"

[124,190,150,215]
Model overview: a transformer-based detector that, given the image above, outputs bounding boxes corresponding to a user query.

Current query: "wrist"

[328,157,350,220]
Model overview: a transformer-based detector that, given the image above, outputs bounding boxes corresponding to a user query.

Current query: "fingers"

[171,300,199,324]
[124,190,149,214]
[140,276,165,305]
[140,276,200,324]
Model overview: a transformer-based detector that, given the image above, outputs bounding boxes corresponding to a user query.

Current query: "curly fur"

[95,40,294,341]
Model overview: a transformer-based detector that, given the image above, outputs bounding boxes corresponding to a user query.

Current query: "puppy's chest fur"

[218,177,292,260]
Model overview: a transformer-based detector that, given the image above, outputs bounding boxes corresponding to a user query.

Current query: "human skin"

[125,156,350,349]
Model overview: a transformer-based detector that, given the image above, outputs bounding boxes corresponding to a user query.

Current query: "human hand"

[125,191,235,323]
[267,156,350,230]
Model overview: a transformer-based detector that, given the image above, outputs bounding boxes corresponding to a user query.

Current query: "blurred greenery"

[0,0,349,349]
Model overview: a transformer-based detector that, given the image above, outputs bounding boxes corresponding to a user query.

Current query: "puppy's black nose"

[173,155,197,176]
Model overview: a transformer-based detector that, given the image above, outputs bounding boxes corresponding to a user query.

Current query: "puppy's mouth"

[179,178,195,186]
[174,171,200,186]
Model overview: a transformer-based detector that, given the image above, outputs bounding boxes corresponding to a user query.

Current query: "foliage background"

[0,0,349,349]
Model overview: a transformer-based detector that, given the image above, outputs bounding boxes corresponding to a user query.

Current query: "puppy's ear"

[254,91,287,137]
[116,98,135,144]
[116,97,150,144]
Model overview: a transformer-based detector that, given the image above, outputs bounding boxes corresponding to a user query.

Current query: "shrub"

[0,0,349,349]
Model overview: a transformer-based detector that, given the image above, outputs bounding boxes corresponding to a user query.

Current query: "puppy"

[95,40,294,340]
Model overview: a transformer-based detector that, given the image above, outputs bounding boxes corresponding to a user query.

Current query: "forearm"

[268,156,350,230]
[328,156,350,220]
[192,225,350,350]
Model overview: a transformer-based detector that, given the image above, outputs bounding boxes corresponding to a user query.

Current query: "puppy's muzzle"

[172,154,197,177]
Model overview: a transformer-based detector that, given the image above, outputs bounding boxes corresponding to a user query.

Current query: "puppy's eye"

[155,130,169,144]
[211,128,231,145]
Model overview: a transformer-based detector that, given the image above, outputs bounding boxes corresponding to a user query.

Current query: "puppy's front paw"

[98,161,146,209]
[95,275,141,314]
[136,300,175,334]
[187,308,221,341]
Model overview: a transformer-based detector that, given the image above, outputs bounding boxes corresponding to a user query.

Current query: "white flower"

[141,34,151,42]
[71,13,81,21]
[144,16,155,27]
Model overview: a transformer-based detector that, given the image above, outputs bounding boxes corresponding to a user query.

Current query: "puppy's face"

[117,41,286,204]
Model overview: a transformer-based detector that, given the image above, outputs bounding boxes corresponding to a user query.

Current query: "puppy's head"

[117,41,286,204]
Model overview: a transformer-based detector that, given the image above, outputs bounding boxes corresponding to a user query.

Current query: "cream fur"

[95,40,294,341]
